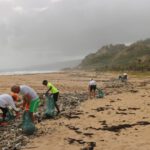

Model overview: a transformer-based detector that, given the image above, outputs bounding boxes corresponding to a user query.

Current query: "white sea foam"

[0,70,60,75]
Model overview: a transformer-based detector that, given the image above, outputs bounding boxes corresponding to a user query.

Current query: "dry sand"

[0,71,150,150]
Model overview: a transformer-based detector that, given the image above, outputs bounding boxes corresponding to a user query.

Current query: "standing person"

[0,94,19,121]
[88,79,97,99]
[42,80,60,115]
[11,85,40,122]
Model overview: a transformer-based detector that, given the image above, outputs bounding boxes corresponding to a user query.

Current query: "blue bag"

[0,109,15,122]
[97,88,105,98]
[22,111,35,135]
[45,95,55,117]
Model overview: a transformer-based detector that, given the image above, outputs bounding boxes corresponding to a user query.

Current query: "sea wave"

[0,70,60,75]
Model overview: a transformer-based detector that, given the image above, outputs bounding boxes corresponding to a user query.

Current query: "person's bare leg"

[91,90,94,99]
[93,90,96,98]
[88,89,90,99]
[89,91,92,99]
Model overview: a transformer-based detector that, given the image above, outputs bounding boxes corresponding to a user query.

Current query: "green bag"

[22,111,35,135]
[0,109,15,122]
[97,88,105,98]
[6,109,15,120]
[45,95,55,117]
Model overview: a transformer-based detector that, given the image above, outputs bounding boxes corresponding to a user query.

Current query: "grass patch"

[128,71,150,78]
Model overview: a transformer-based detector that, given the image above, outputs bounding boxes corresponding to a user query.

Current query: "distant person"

[42,80,60,115]
[118,73,128,82]
[88,79,97,99]
[11,85,40,122]
[123,73,128,80]
[0,94,19,121]
[118,75,122,80]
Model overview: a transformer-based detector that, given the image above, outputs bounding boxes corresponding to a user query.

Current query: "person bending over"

[11,85,40,122]
[0,94,19,121]
[42,80,60,115]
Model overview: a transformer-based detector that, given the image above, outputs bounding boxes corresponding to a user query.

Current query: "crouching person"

[0,94,19,121]
[11,85,40,123]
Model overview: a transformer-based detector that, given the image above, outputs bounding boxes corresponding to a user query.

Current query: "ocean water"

[0,63,62,75]
[0,70,59,75]
[0,59,80,75]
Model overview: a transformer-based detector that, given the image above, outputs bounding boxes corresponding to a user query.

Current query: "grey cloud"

[0,0,150,70]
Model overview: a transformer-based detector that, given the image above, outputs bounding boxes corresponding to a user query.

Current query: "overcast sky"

[0,0,150,70]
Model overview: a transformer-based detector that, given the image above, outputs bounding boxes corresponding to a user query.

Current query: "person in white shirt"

[88,79,97,99]
[118,73,128,82]
[0,94,19,121]
[11,85,40,122]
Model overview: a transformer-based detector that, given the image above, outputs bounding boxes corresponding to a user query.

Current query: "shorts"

[53,92,59,101]
[90,85,96,92]
[29,98,40,113]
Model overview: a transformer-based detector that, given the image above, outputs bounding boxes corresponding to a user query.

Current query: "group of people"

[0,80,60,123]
[2,75,125,123]
[0,78,98,124]
[88,73,128,99]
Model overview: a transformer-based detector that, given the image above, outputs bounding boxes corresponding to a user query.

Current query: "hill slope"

[78,39,150,71]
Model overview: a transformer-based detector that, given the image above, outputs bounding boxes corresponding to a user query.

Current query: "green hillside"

[78,39,150,71]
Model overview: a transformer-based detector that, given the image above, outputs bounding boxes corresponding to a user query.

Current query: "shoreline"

[0,70,61,76]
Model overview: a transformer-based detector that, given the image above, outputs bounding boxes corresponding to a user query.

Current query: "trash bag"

[22,111,35,135]
[0,109,15,122]
[97,88,104,98]
[6,109,15,121]
[45,95,55,117]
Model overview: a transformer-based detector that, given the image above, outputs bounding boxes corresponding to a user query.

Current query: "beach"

[0,71,150,150]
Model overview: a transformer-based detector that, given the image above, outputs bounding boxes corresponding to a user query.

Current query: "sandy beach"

[0,71,150,150]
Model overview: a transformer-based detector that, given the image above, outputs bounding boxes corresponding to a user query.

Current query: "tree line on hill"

[78,39,150,72]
